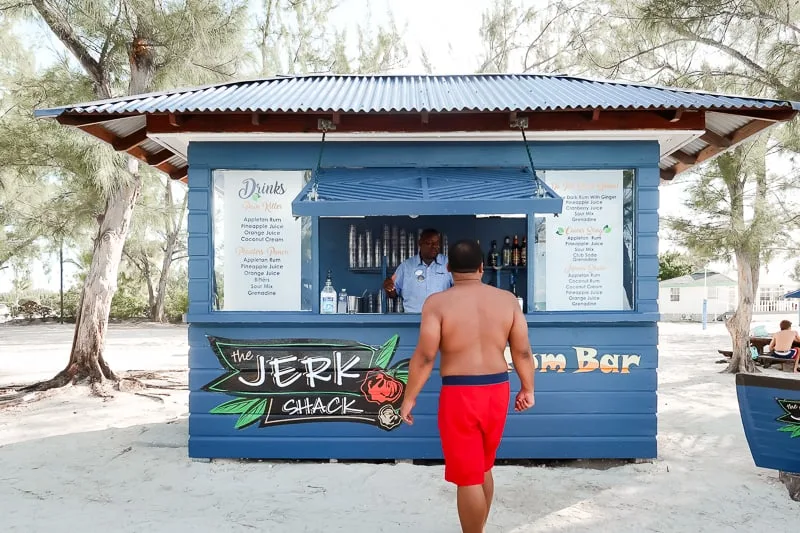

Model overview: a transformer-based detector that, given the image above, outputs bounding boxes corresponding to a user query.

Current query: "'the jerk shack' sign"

[202,335,409,431]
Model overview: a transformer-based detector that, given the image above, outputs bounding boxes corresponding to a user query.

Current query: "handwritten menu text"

[223,171,303,311]
[545,170,624,311]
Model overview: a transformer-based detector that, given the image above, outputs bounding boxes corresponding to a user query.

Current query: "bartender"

[383,228,454,313]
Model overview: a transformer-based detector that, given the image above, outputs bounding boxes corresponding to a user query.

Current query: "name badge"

[415,269,425,282]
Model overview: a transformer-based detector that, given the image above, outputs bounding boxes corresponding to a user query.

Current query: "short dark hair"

[780,320,792,330]
[419,228,440,242]
[448,239,483,273]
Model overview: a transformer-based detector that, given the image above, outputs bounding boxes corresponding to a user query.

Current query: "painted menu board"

[222,170,303,311]
[545,170,624,311]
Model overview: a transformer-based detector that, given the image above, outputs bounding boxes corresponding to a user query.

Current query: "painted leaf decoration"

[792,426,800,439]
[235,398,269,429]
[388,359,410,384]
[210,397,260,415]
[373,334,399,369]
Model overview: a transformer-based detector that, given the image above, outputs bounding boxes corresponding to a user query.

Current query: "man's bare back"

[772,328,800,352]
[426,281,524,377]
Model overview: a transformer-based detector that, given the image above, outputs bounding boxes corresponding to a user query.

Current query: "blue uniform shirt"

[393,253,454,313]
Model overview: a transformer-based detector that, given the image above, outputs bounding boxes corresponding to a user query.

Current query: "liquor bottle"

[521,236,528,267]
[320,270,337,314]
[488,240,500,268]
[442,234,449,257]
[501,236,512,267]
[512,235,521,266]
[337,288,348,314]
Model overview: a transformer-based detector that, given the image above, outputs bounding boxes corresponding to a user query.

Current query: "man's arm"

[770,333,777,350]
[399,297,441,424]
[508,296,535,411]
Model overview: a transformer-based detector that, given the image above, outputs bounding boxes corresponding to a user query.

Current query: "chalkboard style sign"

[777,398,800,438]
[203,334,409,431]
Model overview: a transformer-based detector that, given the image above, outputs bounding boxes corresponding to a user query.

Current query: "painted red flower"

[361,371,403,404]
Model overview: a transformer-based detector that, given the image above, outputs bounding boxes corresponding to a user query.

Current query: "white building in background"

[659,271,800,321]
[659,271,737,321]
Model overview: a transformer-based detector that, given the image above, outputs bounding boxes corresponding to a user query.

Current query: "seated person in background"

[769,320,800,372]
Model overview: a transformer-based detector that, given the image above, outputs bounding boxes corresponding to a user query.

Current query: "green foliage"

[109,274,149,318]
[163,267,189,322]
[255,0,407,75]
[658,251,695,281]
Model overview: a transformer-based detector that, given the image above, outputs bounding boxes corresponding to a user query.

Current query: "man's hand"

[383,277,396,295]
[399,398,415,425]
[514,389,534,412]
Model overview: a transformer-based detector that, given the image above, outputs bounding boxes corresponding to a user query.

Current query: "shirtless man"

[399,239,535,533]
[769,320,800,372]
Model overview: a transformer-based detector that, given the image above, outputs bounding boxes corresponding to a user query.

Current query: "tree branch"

[30,0,111,98]
[668,23,790,96]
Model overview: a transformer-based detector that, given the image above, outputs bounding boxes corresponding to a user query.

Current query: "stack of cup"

[348,225,357,268]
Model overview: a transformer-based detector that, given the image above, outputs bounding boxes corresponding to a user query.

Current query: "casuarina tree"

[0,0,249,394]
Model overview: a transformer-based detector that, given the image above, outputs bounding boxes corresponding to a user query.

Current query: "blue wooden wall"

[186,141,660,460]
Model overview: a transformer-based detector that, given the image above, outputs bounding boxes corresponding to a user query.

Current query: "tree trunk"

[26,176,143,393]
[779,471,800,502]
[152,181,187,322]
[724,249,759,373]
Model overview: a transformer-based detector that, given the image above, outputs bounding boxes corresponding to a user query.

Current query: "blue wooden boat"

[736,373,800,474]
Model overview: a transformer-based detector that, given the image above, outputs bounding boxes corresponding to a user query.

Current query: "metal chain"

[519,126,545,198]
[310,128,328,201]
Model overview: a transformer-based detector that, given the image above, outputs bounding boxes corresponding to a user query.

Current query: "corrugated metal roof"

[35,74,800,118]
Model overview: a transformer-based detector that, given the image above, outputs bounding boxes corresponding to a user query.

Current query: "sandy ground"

[0,318,799,532]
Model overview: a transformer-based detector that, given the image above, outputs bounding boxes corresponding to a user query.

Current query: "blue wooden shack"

[37,74,800,461]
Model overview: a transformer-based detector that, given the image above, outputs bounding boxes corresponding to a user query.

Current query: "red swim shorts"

[438,372,511,486]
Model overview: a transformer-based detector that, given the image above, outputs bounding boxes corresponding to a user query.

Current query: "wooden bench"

[757,355,798,372]
[716,350,797,372]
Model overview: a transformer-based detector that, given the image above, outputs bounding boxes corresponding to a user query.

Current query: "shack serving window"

[212,170,314,312]
[533,170,635,312]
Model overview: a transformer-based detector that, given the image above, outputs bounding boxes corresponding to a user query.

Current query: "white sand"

[1,319,799,532]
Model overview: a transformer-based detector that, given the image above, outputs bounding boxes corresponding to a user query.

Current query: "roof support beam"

[77,123,185,181]
[146,149,174,165]
[168,113,183,127]
[693,119,775,166]
[660,118,777,180]
[421,110,429,124]
[592,108,601,121]
[700,130,732,148]
[710,108,797,122]
[670,150,697,165]
[111,128,148,151]
[145,109,706,134]
[59,114,140,127]
[669,108,684,123]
